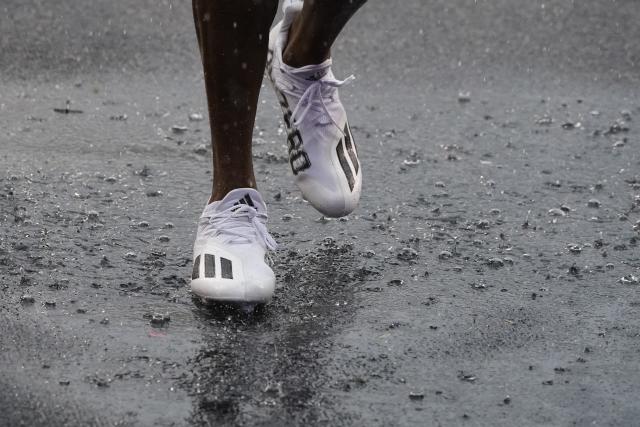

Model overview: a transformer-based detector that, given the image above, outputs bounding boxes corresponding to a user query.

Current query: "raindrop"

[458,372,476,382]
[476,220,490,229]
[536,116,553,126]
[587,199,601,208]
[620,275,639,285]
[387,279,404,287]
[148,313,171,326]
[487,258,504,268]
[397,247,418,261]
[403,158,421,166]
[263,382,282,397]
[321,237,335,246]
[548,208,566,217]
[567,244,582,254]
[171,125,188,134]
[87,210,100,221]
[363,250,375,258]
[403,151,421,166]
[605,121,629,135]
[193,144,208,155]
[457,91,471,103]
[20,294,35,304]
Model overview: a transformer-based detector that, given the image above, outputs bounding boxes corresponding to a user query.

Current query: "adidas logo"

[233,193,256,209]
[306,69,329,81]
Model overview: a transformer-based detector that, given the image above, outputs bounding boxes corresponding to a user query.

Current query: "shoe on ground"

[190,188,277,303]
[267,0,362,218]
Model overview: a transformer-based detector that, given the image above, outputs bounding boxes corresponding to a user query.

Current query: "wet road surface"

[1,0,640,425]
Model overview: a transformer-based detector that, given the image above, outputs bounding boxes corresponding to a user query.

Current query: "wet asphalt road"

[1,0,640,425]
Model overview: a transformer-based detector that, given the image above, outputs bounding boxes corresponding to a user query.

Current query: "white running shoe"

[190,188,277,304]
[267,0,362,218]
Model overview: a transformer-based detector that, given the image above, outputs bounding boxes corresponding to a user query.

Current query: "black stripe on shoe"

[192,255,201,280]
[343,123,359,175]
[204,254,216,278]
[336,138,355,192]
[243,194,255,208]
[221,257,233,279]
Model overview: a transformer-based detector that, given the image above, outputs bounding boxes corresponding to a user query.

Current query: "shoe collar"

[202,188,266,217]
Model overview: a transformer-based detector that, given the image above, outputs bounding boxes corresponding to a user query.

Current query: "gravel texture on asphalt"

[1,0,639,425]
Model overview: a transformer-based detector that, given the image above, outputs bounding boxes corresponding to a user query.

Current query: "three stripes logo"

[233,193,256,209]
[336,123,359,192]
[192,254,234,280]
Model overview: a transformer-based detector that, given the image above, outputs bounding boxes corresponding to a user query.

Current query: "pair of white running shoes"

[190,0,362,304]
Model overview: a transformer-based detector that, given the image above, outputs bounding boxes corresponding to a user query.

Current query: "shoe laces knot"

[289,74,355,132]
[204,204,277,251]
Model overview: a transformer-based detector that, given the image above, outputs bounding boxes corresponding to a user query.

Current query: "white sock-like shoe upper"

[267,5,363,218]
[190,188,277,303]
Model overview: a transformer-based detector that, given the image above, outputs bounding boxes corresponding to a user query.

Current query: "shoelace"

[282,71,355,133]
[202,204,277,251]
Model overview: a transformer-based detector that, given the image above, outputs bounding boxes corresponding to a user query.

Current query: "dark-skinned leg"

[282,0,367,68]
[192,0,279,202]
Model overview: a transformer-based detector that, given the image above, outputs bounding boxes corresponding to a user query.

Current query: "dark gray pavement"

[1,0,639,425]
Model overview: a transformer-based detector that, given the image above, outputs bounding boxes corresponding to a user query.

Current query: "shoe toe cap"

[243,264,276,300]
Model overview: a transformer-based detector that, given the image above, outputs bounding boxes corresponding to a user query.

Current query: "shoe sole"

[190,278,273,304]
